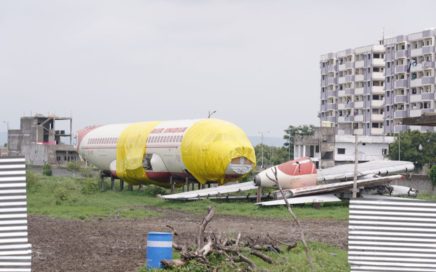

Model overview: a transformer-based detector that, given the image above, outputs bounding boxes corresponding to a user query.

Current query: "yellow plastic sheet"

[181,119,256,184]
[116,122,160,184]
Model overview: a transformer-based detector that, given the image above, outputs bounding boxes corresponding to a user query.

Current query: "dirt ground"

[29,208,348,272]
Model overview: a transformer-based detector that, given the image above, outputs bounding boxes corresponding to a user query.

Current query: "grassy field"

[26,172,349,221]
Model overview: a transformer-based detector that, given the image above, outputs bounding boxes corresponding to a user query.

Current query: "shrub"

[42,163,52,176]
[66,161,81,172]
[79,167,95,178]
[80,179,99,195]
[53,180,80,205]
[143,185,167,196]
[429,165,436,189]
[26,171,40,193]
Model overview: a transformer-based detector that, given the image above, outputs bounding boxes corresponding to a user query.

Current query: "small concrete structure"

[294,127,395,168]
[7,114,79,165]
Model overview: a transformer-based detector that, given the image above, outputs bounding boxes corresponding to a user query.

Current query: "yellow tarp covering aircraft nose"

[116,122,160,184]
[181,119,256,184]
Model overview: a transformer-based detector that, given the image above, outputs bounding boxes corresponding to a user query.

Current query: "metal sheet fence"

[349,198,436,272]
[0,157,31,272]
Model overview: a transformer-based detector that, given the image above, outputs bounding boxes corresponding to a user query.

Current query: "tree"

[254,144,289,168]
[429,165,436,190]
[388,131,436,170]
[283,125,315,159]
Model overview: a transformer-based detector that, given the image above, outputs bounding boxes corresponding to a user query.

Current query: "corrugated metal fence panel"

[0,157,31,272]
[349,198,436,272]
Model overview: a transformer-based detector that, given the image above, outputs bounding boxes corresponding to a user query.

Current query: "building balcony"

[410,109,423,117]
[411,48,423,57]
[346,75,354,82]
[394,79,408,88]
[394,65,408,74]
[354,115,364,122]
[410,61,434,72]
[338,116,353,123]
[327,116,337,123]
[345,102,354,108]
[321,66,328,75]
[371,128,384,135]
[372,72,384,80]
[422,76,435,85]
[326,103,336,110]
[394,125,407,133]
[355,74,364,81]
[355,87,364,95]
[394,110,407,118]
[327,66,336,73]
[411,46,434,57]
[354,129,364,135]
[395,50,407,59]
[372,59,385,66]
[422,92,435,100]
[410,94,422,102]
[371,114,384,122]
[410,78,422,87]
[355,60,364,68]
[371,86,384,94]
[327,90,337,97]
[327,77,336,85]
[394,95,407,103]
[338,77,346,84]
[345,88,354,95]
[337,103,345,110]
[354,101,364,108]
[371,100,384,108]
[338,64,346,71]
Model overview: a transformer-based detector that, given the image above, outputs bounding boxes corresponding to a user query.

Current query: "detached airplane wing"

[257,175,405,206]
[257,194,341,206]
[161,181,258,200]
[317,160,414,182]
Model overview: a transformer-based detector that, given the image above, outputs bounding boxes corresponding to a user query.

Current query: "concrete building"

[384,30,436,134]
[294,127,394,168]
[7,115,79,165]
[293,127,335,169]
[320,28,436,136]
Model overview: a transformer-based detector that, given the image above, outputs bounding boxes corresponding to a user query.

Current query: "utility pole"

[259,131,269,169]
[398,132,401,161]
[352,134,359,198]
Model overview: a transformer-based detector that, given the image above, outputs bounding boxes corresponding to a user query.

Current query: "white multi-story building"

[320,28,436,136]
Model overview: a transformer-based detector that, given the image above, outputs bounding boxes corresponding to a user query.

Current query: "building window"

[337,148,346,154]
[382,148,388,156]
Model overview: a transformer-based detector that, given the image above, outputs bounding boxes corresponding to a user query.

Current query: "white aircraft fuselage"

[77,119,256,187]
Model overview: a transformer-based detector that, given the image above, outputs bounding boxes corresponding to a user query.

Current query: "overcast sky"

[1,0,436,140]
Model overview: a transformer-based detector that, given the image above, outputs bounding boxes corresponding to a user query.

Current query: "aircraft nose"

[254,174,261,186]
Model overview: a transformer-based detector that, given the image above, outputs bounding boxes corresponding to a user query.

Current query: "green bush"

[42,163,52,176]
[79,167,95,178]
[66,161,81,172]
[26,171,40,193]
[429,165,436,189]
[80,179,99,195]
[143,185,167,196]
[53,180,81,205]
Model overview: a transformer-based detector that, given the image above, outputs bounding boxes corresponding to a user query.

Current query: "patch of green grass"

[417,193,436,201]
[27,173,159,220]
[137,242,349,272]
[27,172,349,221]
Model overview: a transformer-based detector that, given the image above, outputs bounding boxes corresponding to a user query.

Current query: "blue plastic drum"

[146,232,173,269]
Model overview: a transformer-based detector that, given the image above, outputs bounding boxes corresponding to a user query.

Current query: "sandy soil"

[29,209,348,272]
